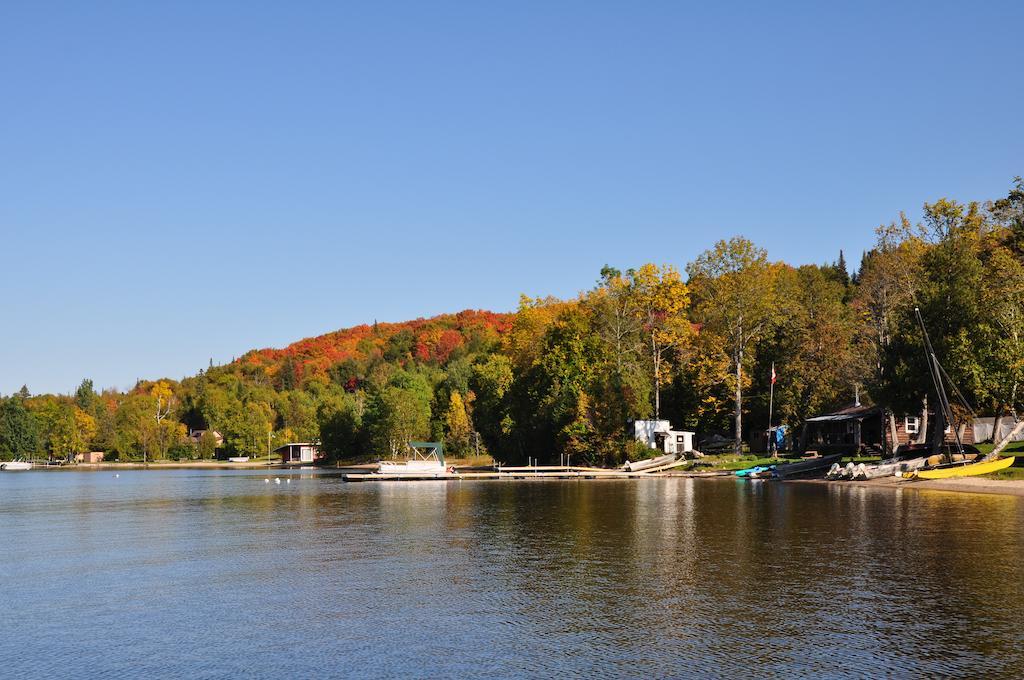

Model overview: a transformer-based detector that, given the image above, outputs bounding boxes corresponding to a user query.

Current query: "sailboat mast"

[914,307,964,462]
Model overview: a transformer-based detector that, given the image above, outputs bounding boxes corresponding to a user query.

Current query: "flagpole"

[768,362,775,457]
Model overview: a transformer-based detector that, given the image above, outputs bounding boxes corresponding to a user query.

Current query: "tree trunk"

[887,412,900,455]
[990,407,1004,445]
[734,349,743,456]
[653,335,660,421]
[916,396,928,445]
[989,420,1024,459]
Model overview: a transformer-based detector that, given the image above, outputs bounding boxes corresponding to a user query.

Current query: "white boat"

[227,456,250,463]
[1,460,33,471]
[827,455,929,480]
[623,453,678,472]
[852,456,929,479]
[376,442,449,477]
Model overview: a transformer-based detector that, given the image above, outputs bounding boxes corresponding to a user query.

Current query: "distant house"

[802,403,974,455]
[274,442,322,464]
[74,451,105,464]
[631,420,694,456]
[188,430,224,447]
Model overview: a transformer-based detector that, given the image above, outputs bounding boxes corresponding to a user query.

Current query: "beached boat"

[752,454,842,479]
[826,454,930,480]
[1,460,33,471]
[904,455,1015,480]
[853,457,929,479]
[624,453,677,472]
[735,465,773,478]
[899,308,1013,482]
[227,456,250,463]
[376,442,449,477]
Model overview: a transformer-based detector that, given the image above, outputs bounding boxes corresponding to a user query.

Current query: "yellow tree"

[687,239,777,454]
[72,406,97,455]
[148,380,176,463]
[629,264,691,420]
[443,391,473,455]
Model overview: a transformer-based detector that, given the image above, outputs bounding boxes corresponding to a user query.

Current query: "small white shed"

[632,420,694,455]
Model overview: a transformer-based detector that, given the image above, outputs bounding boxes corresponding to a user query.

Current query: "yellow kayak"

[903,456,1015,480]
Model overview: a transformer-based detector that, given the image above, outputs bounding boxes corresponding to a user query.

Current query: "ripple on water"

[1,471,1023,678]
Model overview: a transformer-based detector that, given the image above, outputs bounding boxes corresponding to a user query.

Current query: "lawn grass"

[974,441,1024,456]
[975,440,1024,479]
[693,454,787,471]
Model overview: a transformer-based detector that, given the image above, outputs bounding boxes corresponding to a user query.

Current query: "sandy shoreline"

[18,462,1024,497]
[790,475,1024,497]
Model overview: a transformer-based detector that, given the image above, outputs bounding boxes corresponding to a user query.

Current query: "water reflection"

[1,471,1022,678]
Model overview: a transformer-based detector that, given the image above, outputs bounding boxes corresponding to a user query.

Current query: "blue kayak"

[735,465,772,477]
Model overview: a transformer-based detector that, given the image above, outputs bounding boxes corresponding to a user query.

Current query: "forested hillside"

[2,179,1022,465]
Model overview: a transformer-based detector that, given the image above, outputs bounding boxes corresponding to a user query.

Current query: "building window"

[905,417,920,435]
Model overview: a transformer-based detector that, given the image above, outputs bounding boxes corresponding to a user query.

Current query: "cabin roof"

[804,404,881,423]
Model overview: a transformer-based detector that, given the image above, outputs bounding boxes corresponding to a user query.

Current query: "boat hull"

[905,456,1015,480]
[735,465,772,478]
[624,453,677,472]
[759,454,843,479]
[377,461,446,475]
[1,461,33,471]
[849,456,929,480]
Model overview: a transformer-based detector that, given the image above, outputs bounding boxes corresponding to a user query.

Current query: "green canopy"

[408,441,445,465]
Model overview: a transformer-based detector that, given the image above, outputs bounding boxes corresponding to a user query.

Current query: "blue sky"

[2,1,1022,395]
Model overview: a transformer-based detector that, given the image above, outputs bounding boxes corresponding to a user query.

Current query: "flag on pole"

[771,363,776,385]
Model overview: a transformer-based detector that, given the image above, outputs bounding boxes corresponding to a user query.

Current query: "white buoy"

[264,478,270,483]
[286,479,291,484]
[114,473,119,478]
[274,478,281,484]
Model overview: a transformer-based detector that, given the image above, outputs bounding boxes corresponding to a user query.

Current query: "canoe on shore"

[623,453,677,472]
[828,457,930,480]
[754,454,843,480]
[735,465,773,478]
[904,456,1015,480]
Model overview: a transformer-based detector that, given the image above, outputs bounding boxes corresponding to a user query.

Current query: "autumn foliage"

[239,310,512,387]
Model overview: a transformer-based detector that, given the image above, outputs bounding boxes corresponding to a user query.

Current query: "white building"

[632,420,694,455]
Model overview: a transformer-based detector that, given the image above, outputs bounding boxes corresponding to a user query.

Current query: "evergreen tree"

[0,397,40,458]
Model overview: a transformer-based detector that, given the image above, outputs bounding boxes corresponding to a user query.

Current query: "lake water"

[2,470,1023,678]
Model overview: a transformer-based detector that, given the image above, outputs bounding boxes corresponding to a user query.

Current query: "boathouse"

[74,451,105,464]
[801,403,974,455]
[274,442,322,464]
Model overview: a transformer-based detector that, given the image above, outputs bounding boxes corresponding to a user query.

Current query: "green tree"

[366,382,431,458]
[75,378,96,411]
[469,354,514,458]
[317,391,366,461]
[761,265,863,445]
[0,397,40,459]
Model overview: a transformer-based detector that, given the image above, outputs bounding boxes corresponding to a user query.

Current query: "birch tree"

[688,238,777,454]
[629,264,691,421]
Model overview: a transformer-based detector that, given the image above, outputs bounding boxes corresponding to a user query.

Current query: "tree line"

[2,179,1021,465]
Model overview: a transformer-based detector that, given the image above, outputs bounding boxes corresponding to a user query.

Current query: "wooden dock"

[341,458,712,482]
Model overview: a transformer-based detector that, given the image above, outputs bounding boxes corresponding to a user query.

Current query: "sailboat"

[901,307,1015,480]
